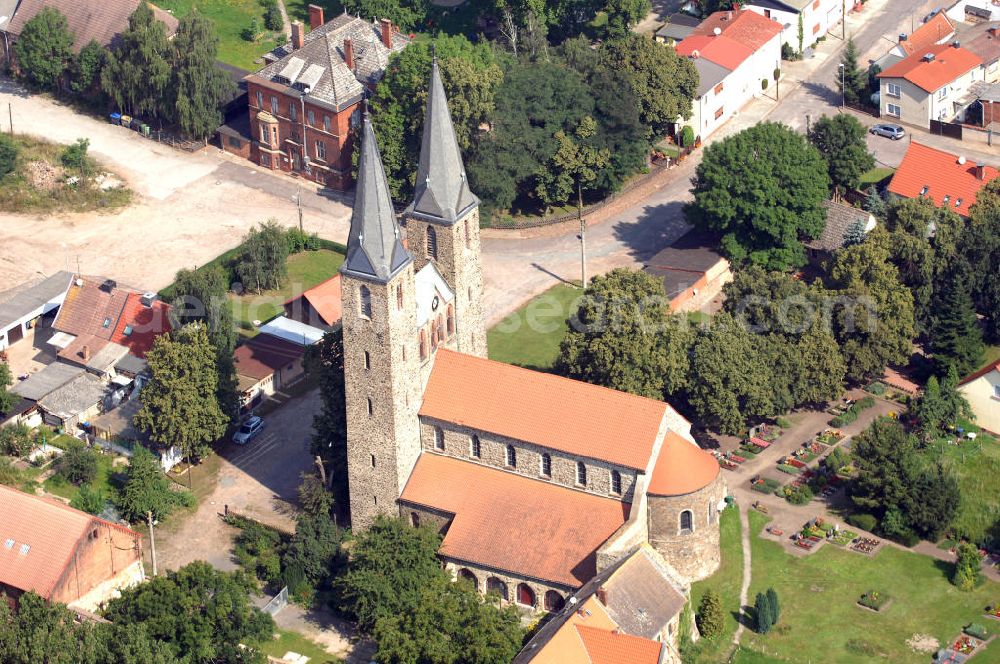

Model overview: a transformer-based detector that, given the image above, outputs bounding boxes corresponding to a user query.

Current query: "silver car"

[233,416,265,445]
[870,123,905,140]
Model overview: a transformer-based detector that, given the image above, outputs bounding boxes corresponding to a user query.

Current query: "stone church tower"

[404,59,488,358]
[341,115,423,531]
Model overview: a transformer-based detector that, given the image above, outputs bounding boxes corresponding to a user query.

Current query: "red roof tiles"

[675,34,753,70]
[887,142,998,217]
[285,274,342,326]
[420,350,675,470]
[878,42,982,93]
[575,625,662,664]
[111,293,172,359]
[400,453,629,587]
[899,13,955,56]
[676,9,781,70]
[647,431,720,496]
[0,485,139,598]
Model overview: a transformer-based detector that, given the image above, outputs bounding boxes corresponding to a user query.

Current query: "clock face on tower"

[431,295,440,311]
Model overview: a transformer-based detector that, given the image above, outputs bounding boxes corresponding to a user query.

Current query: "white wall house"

[958,362,1000,435]
[878,42,985,124]
[746,0,843,51]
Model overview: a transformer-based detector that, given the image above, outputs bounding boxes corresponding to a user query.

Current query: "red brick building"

[0,485,144,612]
[237,7,409,190]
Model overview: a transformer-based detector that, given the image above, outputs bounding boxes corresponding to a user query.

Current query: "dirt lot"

[0,80,351,293]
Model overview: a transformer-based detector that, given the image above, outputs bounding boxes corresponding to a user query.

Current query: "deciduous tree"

[341,0,429,32]
[686,122,830,270]
[962,180,1000,341]
[234,220,290,294]
[171,12,236,141]
[535,116,610,210]
[0,362,15,413]
[101,2,171,121]
[117,446,191,522]
[952,542,983,591]
[13,7,74,90]
[305,328,348,507]
[70,40,105,99]
[807,114,874,190]
[603,0,651,39]
[57,439,98,485]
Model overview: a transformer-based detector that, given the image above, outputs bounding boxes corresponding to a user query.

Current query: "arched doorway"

[486,577,508,601]
[516,583,536,608]
[458,568,478,591]
[543,590,565,612]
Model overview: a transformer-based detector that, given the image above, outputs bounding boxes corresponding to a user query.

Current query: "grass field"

[156,0,282,70]
[43,449,121,504]
[486,283,583,371]
[741,510,999,663]
[0,135,132,214]
[926,421,1000,546]
[859,167,895,188]
[983,344,1000,366]
[684,505,743,664]
[259,628,343,663]
[231,248,343,333]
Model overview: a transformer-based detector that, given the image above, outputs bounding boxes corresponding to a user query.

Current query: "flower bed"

[985,602,1000,620]
[851,537,881,554]
[777,464,800,474]
[858,590,890,611]
[952,635,981,655]
[828,529,858,546]
[751,477,781,493]
[963,623,988,640]
[786,458,807,469]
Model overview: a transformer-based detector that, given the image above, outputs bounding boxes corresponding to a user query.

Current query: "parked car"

[233,416,265,445]
[870,123,905,140]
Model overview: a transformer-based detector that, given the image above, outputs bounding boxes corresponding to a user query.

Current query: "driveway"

[152,389,320,572]
[0,79,351,293]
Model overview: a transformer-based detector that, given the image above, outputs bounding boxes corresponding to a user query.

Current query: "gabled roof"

[285,275,342,327]
[655,13,701,41]
[963,22,1000,66]
[676,34,753,70]
[399,453,629,587]
[887,142,998,217]
[341,115,412,283]
[0,271,72,329]
[414,262,454,327]
[648,431,720,497]
[251,13,409,111]
[406,59,478,224]
[37,372,107,420]
[5,0,178,51]
[898,13,955,56]
[233,332,305,380]
[11,362,84,401]
[691,56,733,97]
[958,360,1000,386]
[258,315,325,345]
[420,349,676,470]
[576,625,663,664]
[0,485,138,598]
[110,293,172,359]
[693,9,783,51]
[877,42,982,92]
[806,200,876,252]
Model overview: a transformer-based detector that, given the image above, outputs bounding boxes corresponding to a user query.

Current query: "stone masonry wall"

[417,417,639,503]
[647,473,727,583]
[343,265,424,531]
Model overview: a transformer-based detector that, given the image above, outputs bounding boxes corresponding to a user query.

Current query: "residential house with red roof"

[233,332,307,411]
[958,361,1000,435]
[0,484,143,612]
[335,58,727,661]
[283,274,342,329]
[877,41,984,125]
[875,12,955,70]
[887,141,998,217]
[675,10,783,141]
[746,0,843,51]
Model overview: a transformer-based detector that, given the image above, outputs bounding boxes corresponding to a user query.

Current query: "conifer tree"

[929,268,984,376]
[766,587,780,625]
[837,38,867,106]
[754,592,773,633]
[696,589,724,638]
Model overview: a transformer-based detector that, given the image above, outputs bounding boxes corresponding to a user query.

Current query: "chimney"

[379,18,393,49]
[82,345,90,362]
[976,163,986,180]
[596,587,608,606]
[726,10,732,20]
[343,38,355,70]
[923,52,935,62]
[308,3,324,29]
[291,21,305,50]
[899,33,908,41]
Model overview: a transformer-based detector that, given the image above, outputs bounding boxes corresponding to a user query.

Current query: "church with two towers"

[339,58,726,654]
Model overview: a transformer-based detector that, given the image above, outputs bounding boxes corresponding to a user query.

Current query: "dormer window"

[102,317,112,328]
[920,185,929,196]
[942,195,950,205]
[955,198,962,208]
[123,325,133,337]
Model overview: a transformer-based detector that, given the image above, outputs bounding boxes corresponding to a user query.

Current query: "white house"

[958,361,1000,435]
[676,10,783,140]
[746,0,843,52]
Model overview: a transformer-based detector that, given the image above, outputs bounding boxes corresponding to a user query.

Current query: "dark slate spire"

[342,114,412,283]
[408,57,478,224]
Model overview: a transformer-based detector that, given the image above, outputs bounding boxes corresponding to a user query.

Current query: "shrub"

[285,227,320,253]
[696,589,724,638]
[766,588,780,625]
[776,416,791,429]
[263,3,283,31]
[773,67,781,80]
[241,17,262,41]
[233,521,285,589]
[57,440,98,485]
[781,43,798,61]
[60,138,93,177]
[786,484,813,505]
[754,592,772,633]
[681,125,695,148]
[866,382,886,396]
[0,134,18,179]
[857,396,875,409]
[0,424,34,457]
[858,590,890,610]
[70,485,105,514]
[964,623,988,640]
[847,513,877,532]
[952,542,983,591]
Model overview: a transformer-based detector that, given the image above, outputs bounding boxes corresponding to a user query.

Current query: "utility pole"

[147,511,158,577]
[806,114,811,135]
[296,186,304,232]
[577,182,587,288]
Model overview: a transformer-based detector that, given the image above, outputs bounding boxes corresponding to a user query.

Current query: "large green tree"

[535,115,610,210]
[686,122,830,270]
[827,228,916,381]
[116,446,191,522]
[371,36,504,199]
[234,220,290,294]
[597,33,697,139]
[928,266,984,376]
[101,2,172,121]
[341,0,429,31]
[134,323,228,466]
[603,0,651,38]
[13,7,74,90]
[103,562,274,663]
[696,589,725,638]
[807,114,875,191]
[962,179,1000,341]
[282,513,347,595]
[171,12,235,140]
[305,328,348,508]
[556,269,693,400]
[836,38,868,107]
[70,40,105,100]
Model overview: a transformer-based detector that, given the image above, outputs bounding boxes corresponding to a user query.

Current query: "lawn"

[231,248,344,334]
[684,505,743,664]
[741,510,1000,663]
[982,344,1000,366]
[925,422,1000,546]
[0,135,132,214]
[858,167,895,188]
[486,282,583,371]
[259,628,343,663]
[156,0,282,70]
[43,449,121,504]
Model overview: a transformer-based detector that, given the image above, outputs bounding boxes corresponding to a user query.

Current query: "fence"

[929,119,964,140]
[263,586,289,616]
[486,156,679,229]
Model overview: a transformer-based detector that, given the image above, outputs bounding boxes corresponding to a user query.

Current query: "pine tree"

[171,12,236,141]
[754,592,773,633]
[837,38,867,107]
[915,374,947,438]
[766,587,780,625]
[696,589,724,638]
[929,268,984,376]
